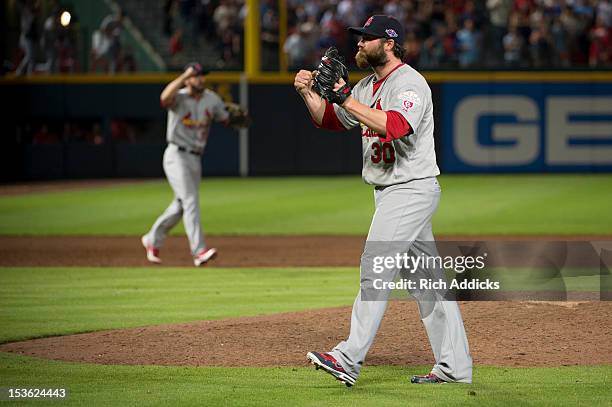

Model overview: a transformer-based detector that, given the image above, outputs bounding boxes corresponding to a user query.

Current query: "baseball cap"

[184,62,209,75]
[348,15,405,44]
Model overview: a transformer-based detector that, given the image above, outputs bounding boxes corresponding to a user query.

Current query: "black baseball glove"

[312,47,351,105]
[225,102,251,129]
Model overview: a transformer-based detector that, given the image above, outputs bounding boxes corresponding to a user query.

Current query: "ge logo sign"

[453,96,612,166]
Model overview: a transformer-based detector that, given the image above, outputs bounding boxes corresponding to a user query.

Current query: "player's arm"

[295,70,350,131]
[335,79,413,140]
[294,70,325,125]
[342,96,388,135]
[160,67,197,107]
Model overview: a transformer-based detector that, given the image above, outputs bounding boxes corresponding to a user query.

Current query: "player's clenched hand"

[333,77,346,92]
[183,66,198,79]
[294,70,315,96]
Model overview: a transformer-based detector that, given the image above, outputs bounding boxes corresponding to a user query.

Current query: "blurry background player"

[141,62,227,267]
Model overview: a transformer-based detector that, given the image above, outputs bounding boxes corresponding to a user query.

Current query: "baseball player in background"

[295,16,472,386]
[141,63,226,267]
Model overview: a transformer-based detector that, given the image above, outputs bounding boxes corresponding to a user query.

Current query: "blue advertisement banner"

[442,83,612,172]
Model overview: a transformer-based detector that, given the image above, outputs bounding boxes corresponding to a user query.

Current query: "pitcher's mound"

[2,301,611,368]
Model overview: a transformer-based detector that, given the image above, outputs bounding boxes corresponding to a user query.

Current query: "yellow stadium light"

[60,11,71,27]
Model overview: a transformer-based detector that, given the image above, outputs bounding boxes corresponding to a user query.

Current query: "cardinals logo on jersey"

[181,110,213,129]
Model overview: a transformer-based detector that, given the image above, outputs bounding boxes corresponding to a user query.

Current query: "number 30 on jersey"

[371,141,396,164]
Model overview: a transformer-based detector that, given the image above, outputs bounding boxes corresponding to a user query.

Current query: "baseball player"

[295,15,472,386]
[141,62,227,267]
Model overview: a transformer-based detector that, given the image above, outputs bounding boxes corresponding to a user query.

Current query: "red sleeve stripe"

[380,110,412,142]
[311,101,346,131]
[160,98,173,108]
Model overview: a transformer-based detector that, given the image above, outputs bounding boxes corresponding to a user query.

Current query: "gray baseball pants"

[330,177,473,383]
[145,144,206,255]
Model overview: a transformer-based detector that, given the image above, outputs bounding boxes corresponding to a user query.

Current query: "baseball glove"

[225,102,251,129]
[312,47,351,105]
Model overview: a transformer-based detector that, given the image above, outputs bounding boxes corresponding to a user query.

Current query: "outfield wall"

[2,73,611,180]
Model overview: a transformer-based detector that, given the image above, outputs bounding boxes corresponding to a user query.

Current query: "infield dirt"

[2,235,611,267]
[2,301,610,368]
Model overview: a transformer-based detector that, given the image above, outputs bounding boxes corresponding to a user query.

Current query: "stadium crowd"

[8,0,611,74]
[9,0,135,75]
[283,0,611,69]
[156,0,612,70]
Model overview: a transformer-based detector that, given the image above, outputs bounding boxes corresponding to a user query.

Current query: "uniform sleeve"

[332,80,369,130]
[333,103,360,129]
[387,85,428,133]
[163,91,187,111]
[379,111,412,142]
[212,94,230,122]
[311,101,346,131]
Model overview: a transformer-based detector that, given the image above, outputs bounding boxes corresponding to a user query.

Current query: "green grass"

[0,353,610,406]
[0,267,358,343]
[0,175,611,235]
[2,266,607,344]
[1,266,610,406]
[469,268,608,291]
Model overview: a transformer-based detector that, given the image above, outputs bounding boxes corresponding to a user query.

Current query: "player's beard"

[191,84,205,94]
[355,41,388,69]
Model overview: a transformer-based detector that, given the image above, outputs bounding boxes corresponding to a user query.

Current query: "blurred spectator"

[15,0,40,76]
[403,31,421,66]
[261,1,280,70]
[503,20,524,67]
[559,5,583,64]
[598,0,612,27]
[318,8,347,58]
[456,18,481,67]
[169,28,184,56]
[100,9,124,73]
[487,0,513,64]
[56,25,78,72]
[337,0,364,28]
[589,15,611,67]
[91,29,112,72]
[383,0,406,25]
[529,20,554,68]
[550,14,570,67]
[213,0,237,37]
[39,5,59,73]
[460,0,484,28]
[91,9,124,73]
[283,22,315,70]
[213,0,241,67]
[111,120,136,143]
[420,23,452,68]
[32,124,59,144]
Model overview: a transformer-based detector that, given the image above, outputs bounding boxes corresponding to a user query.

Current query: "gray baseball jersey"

[166,88,229,152]
[319,64,472,384]
[145,87,228,259]
[333,64,440,186]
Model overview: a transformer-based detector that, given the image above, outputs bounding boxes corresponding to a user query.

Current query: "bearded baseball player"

[295,15,472,386]
[142,62,247,266]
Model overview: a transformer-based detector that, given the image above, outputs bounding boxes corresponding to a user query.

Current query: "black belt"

[170,142,202,156]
